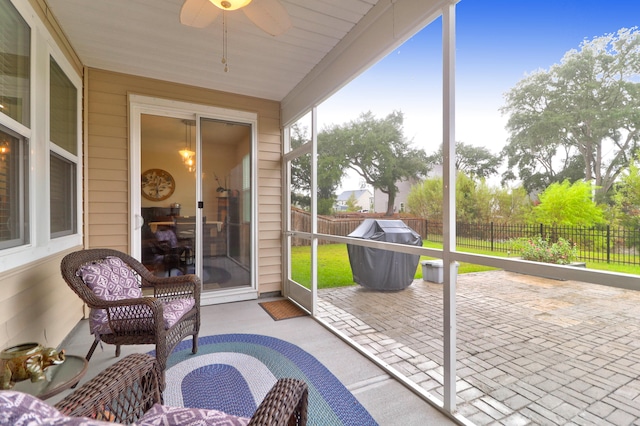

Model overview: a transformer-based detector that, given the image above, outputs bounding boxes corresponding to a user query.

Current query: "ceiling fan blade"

[180,0,221,28]
[242,0,292,36]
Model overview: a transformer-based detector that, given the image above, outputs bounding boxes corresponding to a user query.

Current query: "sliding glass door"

[131,95,257,304]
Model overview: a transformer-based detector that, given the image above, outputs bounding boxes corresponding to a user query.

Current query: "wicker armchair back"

[53,353,309,425]
[55,353,162,423]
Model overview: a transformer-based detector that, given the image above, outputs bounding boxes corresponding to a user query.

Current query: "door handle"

[134,214,144,230]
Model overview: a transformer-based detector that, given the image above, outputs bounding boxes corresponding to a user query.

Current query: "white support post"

[310,107,318,316]
[442,2,457,413]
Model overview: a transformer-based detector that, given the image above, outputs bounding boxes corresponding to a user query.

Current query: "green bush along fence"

[426,221,640,266]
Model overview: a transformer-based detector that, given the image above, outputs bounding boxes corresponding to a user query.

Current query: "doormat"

[259,299,309,321]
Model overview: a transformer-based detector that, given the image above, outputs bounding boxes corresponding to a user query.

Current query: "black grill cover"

[347,219,422,291]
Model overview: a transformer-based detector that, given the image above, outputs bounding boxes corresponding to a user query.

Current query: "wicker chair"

[60,248,200,376]
[53,353,309,425]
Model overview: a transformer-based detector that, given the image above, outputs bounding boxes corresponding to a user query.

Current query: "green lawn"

[290,241,498,289]
[290,242,640,289]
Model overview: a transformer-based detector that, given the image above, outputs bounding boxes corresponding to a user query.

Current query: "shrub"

[511,236,577,265]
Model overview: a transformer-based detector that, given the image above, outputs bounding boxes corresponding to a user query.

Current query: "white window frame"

[0,0,82,273]
[0,125,29,250]
[48,55,79,239]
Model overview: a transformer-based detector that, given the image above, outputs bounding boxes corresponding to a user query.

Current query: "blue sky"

[317,0,640,166]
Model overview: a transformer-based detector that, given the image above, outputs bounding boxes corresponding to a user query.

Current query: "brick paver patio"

[317,270,640,425]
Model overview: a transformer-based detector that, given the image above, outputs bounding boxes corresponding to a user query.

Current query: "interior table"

[148,221,175,233]
[11,355,88,400]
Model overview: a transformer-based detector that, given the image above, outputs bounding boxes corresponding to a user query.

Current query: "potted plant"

[214,173,230,197]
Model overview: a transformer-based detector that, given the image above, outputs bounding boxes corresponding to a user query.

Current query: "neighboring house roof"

[373,166,442,213]
[336,189,372,202]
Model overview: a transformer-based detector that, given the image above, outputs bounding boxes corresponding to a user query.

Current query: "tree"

[289,123,348,214]
[289,123,312,210]
[406,177,443,220]
[407,172,512,223]
[323,111,430,216]
[532,180,605,227]
[427,141,502,179]
[345,192,360,212]
[456,173,494,223]
[317,129,351,214]
[501,27,640,199]
[612,151,640,242]
[493,186,533,223]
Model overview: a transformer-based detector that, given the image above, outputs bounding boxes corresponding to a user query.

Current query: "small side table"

[11,355,88,400]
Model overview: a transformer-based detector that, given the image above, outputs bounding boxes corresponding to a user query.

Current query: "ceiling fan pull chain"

[222,11,229,72]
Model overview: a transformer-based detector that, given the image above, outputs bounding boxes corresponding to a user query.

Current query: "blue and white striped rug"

[162,334,377,426]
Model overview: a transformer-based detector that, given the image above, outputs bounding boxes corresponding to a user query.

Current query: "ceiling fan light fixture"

[209,0,252,11]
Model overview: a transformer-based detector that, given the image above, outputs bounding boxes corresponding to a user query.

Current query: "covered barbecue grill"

[347,219,422,291]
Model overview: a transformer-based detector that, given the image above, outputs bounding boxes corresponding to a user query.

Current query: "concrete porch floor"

[52,297,455,425]
[317,270,640,426]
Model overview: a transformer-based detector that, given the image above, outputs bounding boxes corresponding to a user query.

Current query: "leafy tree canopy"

[613,151,640,232]
[501,27,640,199]
[407,172,531,223]
[322,110,430,216]
[427,141,502,179]
[532,180,605,226]
[406,177,443,220]
[289,123,348,214]
[493,186,533,223]
[345,192,360,212]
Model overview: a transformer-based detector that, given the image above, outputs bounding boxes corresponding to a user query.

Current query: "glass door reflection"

[200,117,252,291]
[140,114,198,278]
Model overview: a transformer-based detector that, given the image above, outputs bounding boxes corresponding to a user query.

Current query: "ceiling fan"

[180,0,292,36]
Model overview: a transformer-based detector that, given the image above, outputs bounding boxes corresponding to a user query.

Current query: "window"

[0,0,81,269]
[50,152,76,237]
[0,0,30,251]
[0,0,30,126]
[49,56,78,238]
[0,125,29,249]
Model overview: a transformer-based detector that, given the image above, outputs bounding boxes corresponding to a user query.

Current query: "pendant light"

[178,120,196,172]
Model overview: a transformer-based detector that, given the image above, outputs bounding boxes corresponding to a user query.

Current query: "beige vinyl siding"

[257,126,283,293]
[0,249,83,349]
[86,68,283,295]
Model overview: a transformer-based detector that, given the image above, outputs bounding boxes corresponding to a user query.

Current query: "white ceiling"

[46,0,378,102]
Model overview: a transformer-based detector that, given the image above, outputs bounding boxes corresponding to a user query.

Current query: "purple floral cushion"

[0,391,114,426]
[138,403,250,426]
[77,256,195,335]
[163,298,196,329]
[77,256,142,335]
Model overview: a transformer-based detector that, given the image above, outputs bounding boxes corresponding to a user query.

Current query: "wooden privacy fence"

[290,208,427,246]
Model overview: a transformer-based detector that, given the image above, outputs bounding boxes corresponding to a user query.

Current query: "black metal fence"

[292,207,640,267]
[424,221,640,266]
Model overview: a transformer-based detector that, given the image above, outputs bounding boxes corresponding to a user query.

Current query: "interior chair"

[3,353,309,425]
[141,239,181,276]
[174,217,200,268]
[60,248,201,378]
